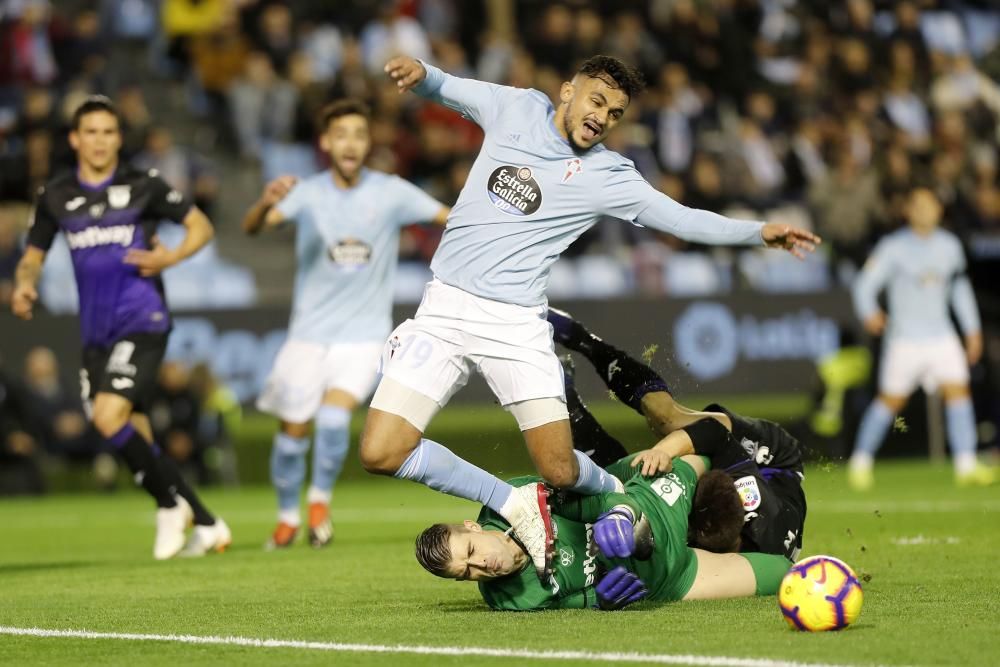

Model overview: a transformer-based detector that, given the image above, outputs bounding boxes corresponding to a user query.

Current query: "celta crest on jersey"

[487,165,542,216]
[66,224,136,249]
[329,238,373,269]
[562,158,582,183]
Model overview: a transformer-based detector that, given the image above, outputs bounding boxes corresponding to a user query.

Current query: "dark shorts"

[81,332,168,412]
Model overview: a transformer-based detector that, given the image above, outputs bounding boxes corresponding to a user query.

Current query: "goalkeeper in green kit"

[414,445,791,611]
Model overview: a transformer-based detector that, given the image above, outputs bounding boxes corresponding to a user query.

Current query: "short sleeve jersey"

[274,168,442,344]
[27,166,192,348]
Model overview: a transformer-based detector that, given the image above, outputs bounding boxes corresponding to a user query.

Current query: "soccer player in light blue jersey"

[360,54,820,578]
[242,100,449,548]
[848,186,994,489]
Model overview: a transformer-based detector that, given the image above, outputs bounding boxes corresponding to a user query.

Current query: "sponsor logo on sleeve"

[734,475,762,512]
[486,165,542,216]
[166,189,184,205]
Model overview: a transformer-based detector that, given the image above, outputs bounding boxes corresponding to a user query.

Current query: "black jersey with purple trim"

[27,167,193,348]
[699,403,806,559]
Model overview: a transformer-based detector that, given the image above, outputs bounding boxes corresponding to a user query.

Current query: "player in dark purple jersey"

[11,96,230,559]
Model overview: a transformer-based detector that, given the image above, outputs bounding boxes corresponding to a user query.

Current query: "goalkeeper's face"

[440,521,526,581]
[321,113,371,180]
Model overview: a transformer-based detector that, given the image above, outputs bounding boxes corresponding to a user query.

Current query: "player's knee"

[358,439,405,475]
[280,421,311,439]
[91,398,131,438]
[539,459,579,489]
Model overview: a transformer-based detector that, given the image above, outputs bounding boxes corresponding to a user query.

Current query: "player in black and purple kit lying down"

[547,309,807,561]
[11,96,230,560]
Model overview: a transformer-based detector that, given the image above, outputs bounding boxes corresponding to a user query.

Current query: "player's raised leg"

[361,371,557,577]
[548,308,723,434]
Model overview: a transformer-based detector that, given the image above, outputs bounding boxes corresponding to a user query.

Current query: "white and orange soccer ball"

[779,555,864,631]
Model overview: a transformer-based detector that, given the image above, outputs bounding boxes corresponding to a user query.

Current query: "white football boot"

[153,496,193,560]
[180,518,232,557]
[502,483,556,581]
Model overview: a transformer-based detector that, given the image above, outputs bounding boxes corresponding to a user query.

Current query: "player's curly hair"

[415,523,455,578]
[577,55,645,99]
[317,98,372,133]
[688,470,744,553]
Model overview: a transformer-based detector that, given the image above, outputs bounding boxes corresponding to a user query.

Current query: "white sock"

[849,452,874,470]
[954,452,978,476]
[278,508,301,527]
[307,486,332,505]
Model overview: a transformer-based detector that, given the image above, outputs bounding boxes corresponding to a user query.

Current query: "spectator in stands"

[359,0,431,76]
[0,355,44,495]
[0,0,64,88]
[808,144,883,272]
[228,50,298,160]
[188,362,241,486]
[133,125,219,216]
[0,204,24,305]
[189,12,251,126]
[253,3,296,74]
[160,0,227,76]
[149,361,209,484]
[21,346,97,462]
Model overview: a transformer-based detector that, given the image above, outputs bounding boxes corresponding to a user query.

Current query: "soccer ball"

[779,555,863,631]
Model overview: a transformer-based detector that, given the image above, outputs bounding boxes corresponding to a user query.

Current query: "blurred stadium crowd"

[2,0,1000,303]
[2,0,1000,488]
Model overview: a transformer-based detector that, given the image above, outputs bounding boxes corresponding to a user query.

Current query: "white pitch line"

[0,626,879,667]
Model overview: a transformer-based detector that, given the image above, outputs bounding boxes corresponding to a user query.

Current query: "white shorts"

[879,336,969,397]
[377,279,566,410]
[257,339,383,423]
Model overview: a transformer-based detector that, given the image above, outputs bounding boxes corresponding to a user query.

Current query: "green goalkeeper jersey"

[476,457,704,611]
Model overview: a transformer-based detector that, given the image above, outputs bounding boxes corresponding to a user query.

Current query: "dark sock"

[158,454,216,526]
[108,424,176,509]
[567,384,628,468]
[578,338,671,414]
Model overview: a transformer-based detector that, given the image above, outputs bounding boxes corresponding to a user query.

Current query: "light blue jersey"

[853,228,980,341]
[413,63,766,307]
[276,168,442,343]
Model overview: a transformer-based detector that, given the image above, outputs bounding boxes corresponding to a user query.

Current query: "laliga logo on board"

[487,165,542,216]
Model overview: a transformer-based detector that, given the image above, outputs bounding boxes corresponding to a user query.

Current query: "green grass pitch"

[1,410,998,665]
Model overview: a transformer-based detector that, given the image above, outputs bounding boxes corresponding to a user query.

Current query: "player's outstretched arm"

[611,172,820,257]
[385,56,427,93]
[11,246,46,320]
[385,56,517,129]
[124,206,214,277]
[760,223,821,259]
[242,175,297,235]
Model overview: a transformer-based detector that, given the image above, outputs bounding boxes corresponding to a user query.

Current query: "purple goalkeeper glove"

[596,566,647,610]
[593,505,639,558]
